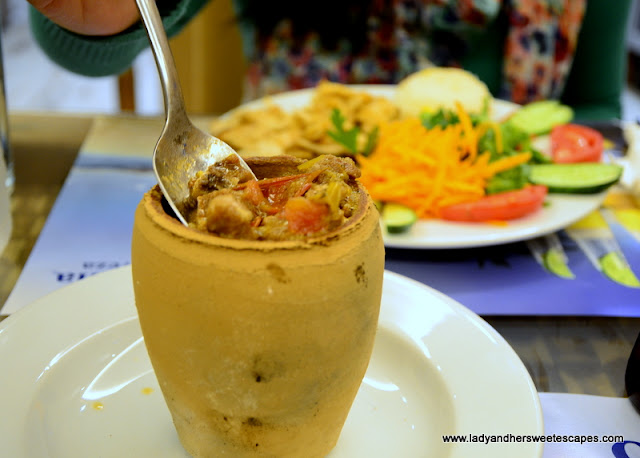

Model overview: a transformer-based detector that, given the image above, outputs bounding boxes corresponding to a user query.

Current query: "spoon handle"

[135,0,187,121]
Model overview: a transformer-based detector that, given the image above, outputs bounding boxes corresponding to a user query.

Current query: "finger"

[26,0,141,36]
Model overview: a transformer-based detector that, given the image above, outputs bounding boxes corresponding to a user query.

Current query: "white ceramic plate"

[0,266,543,458]
[230,85,606,249]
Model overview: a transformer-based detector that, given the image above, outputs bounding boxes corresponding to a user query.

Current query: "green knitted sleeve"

[28,0,209,77]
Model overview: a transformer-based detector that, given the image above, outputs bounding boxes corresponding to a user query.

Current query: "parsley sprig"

[327,108,378,157]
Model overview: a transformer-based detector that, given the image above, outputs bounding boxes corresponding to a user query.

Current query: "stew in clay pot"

[131,154,385,458]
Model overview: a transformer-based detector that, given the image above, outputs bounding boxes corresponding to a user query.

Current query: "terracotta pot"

[131,157,385,457]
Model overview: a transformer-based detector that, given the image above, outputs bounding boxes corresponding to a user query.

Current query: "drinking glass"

[0,18,12,254]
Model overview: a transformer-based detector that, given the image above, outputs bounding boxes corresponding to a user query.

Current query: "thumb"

[27,0,141,36]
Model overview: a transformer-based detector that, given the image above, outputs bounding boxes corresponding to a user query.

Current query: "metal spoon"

[135,0,255,225]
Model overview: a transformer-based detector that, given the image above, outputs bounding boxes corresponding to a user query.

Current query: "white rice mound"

[395,67,492,117]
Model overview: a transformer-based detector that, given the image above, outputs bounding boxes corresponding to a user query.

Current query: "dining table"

[0,110,639,456]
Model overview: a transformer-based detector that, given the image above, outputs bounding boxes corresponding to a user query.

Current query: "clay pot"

[131,157,385,457]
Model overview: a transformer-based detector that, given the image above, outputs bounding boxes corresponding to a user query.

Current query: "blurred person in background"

[26,0,631,120]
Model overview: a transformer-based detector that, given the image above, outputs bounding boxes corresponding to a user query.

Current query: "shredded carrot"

[493,122,503,154]
[486,152,531,175]
[476,121,504,154]
[486,220,510,227]
[358,103,529,219]
[457,102,477,162]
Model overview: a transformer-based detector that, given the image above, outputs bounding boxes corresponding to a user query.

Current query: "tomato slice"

[550,124,604,163]
[440,185,548,222]
[283,197,329,234]
[242,180,265,206]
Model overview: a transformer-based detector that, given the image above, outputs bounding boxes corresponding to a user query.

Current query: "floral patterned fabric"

[241,0,586,105]
[502,0,586,103]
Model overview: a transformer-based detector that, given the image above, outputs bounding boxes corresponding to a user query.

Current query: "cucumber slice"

[382,203,418,234]
[507,100,573,135]
[528,163,623,194]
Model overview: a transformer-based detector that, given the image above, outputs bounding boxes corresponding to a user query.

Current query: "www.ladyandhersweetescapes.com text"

[442,433,625,445]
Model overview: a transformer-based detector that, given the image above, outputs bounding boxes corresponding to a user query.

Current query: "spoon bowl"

[135,0,255,225]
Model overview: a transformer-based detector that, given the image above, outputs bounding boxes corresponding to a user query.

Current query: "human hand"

[26,0,141,36]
